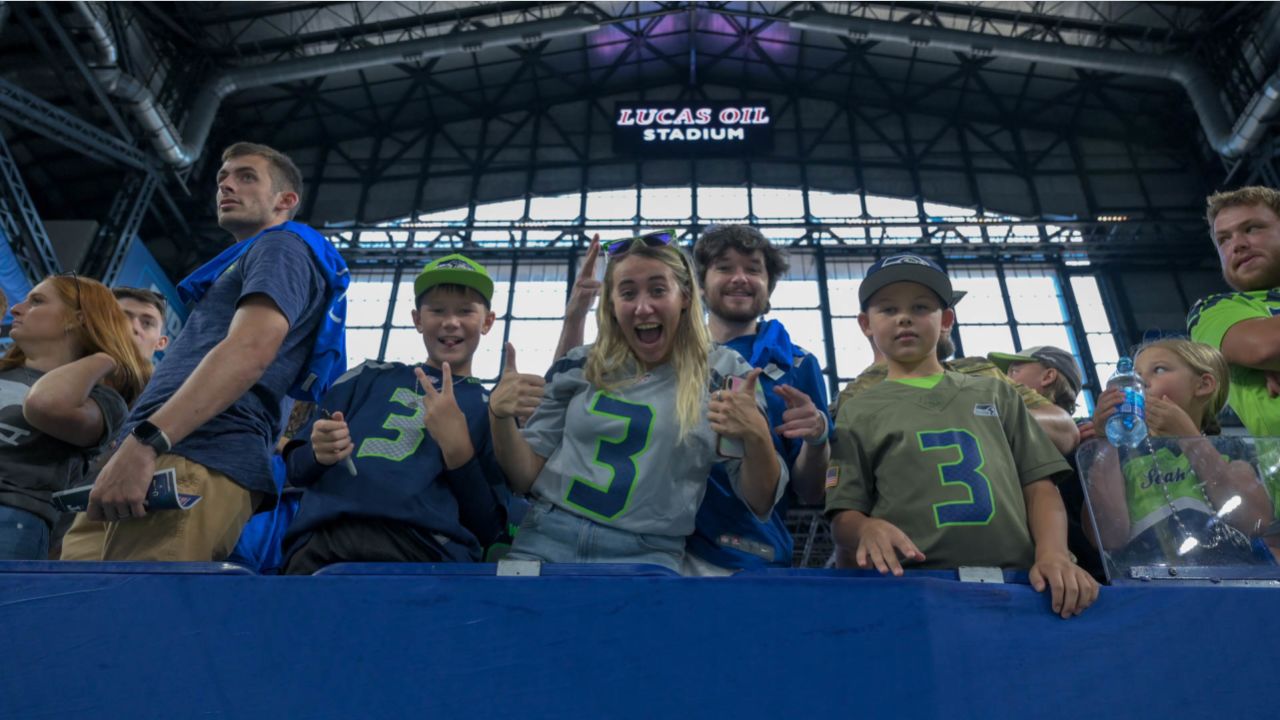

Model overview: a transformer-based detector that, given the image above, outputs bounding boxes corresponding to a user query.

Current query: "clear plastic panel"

[1077,436,1280,583]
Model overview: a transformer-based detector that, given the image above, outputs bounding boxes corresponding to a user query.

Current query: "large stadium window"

[338,188,1112,403]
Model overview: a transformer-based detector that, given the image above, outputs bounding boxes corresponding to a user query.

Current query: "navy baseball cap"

[859,254,963,309]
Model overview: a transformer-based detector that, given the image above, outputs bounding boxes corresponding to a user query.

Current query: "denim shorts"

[0,505,50,560]
[506,501,685,573]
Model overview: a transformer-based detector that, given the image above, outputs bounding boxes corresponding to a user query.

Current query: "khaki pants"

[59,512,107,561]
[64,455,254,562]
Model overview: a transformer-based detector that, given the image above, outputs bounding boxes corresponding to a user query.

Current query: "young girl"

[1086,338,1272,568]
[0,275,150,559]
[489,235,786,572]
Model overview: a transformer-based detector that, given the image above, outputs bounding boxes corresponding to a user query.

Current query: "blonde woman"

[489,232,787,572]
[0,275,149,558]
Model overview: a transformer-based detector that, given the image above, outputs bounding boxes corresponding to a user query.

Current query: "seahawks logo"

[436,259,474,271]
[973,403,999,417]
[881,254,930,267]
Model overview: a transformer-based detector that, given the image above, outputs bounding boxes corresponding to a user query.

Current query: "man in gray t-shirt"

[87,142,342,562]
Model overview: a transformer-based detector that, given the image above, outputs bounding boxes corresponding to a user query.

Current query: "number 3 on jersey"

[356,387,424,461]
[918,429,995,527]
[565,393,654,521]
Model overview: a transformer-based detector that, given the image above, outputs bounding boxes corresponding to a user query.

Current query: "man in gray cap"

[988,346,1083,416]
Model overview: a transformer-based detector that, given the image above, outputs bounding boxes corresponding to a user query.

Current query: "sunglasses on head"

[56,271,83,309]
[605,229,678,257]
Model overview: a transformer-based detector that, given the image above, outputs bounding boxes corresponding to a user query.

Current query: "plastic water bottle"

[1105,357,1148,447]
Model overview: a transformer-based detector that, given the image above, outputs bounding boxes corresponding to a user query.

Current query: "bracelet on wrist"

[804,415,831,446]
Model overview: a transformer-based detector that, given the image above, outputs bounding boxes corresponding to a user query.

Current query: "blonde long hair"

[1134,338,1230,435]
[585,241,711,443]
[0,275,151,405]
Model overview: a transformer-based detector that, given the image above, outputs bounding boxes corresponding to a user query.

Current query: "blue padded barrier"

[313,561,681,577]
[734,566,1032,583]
[0,560,255,575]
[0,567,1276,719]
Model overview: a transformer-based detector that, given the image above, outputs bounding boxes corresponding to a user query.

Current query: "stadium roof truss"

[0,1,1277,278]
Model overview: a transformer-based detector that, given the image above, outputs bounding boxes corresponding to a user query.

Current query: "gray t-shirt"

[522,345,788,537]
[124,232,327,495]
[0,366,127,525]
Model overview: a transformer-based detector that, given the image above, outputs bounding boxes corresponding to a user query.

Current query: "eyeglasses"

[56,271,83,310]
[605,229,678,257]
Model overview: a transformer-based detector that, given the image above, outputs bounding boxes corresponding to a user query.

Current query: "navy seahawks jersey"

[284,361,509,562]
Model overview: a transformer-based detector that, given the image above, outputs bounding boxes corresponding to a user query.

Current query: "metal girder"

[0,131,61,281]
[35,2,138,146]
[84,171,159,283]
[0,78,152,172]
[323,217,1209,270]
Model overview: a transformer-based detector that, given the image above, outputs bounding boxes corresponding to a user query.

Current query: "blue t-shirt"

[283,361,510,563]
[687,321,831,569]
[124,231,327,495]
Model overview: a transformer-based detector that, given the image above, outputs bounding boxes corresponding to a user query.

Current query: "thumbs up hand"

[490,343,547,423]
[773,384,829,445]
[416,362,475,469]
[708,368,770,442]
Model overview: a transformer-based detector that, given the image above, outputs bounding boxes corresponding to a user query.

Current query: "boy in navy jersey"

[281,255,509,573]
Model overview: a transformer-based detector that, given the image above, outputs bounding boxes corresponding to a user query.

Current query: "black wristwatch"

[132,420,172,456]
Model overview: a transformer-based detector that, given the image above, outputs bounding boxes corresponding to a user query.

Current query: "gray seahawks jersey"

[522,345,788,536]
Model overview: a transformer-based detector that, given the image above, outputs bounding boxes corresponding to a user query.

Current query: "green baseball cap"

[988,346,1083,396]
[413,254,494,303]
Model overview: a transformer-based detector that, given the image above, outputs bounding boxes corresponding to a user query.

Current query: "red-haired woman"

[0,275,149,559]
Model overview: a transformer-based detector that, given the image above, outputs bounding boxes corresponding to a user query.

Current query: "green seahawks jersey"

[826,371,1070,569]
[1121,446,1217,538]
[522,345,787,536]
[1188,289,1280,437]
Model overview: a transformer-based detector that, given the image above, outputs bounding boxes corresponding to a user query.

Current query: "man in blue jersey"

[280,255,510,573]
[684,225,830,574]
[87,142,349,561]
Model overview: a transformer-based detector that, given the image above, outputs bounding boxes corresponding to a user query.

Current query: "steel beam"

[0,131,61,280]
[84,171,159,283]
[0,78,152,172]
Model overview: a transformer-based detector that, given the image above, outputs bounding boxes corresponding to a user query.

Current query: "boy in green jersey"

[825,254,1098,618]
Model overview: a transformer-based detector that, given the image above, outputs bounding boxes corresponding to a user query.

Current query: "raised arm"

[553,235,601,361]
[23,352,119,447]
[708,369,781,518]
[772,384,830,505]
[488,344,548,493]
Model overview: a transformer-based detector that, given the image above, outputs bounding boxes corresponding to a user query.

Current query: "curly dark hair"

[692,224,790,294]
